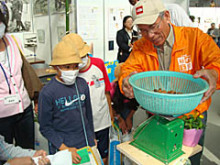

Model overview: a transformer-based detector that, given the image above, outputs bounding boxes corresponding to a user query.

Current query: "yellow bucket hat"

[62,33,90,58]
[50,40,82,66]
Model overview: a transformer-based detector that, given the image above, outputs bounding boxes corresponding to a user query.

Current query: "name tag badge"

[94,79,101,88]
[4,95,20,105]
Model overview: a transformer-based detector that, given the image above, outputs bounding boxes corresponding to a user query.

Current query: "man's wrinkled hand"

[194,69,218,103]
[122,71,137,99]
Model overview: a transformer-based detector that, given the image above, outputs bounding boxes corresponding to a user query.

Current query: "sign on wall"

[76,0,104,59]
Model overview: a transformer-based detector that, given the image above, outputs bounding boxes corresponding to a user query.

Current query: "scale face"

[130,115,184,164]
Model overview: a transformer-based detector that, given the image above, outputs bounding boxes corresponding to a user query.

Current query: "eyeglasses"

[139,15,164,34]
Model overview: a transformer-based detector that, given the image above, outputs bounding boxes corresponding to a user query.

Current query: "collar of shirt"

[155,24,175,71]
[165,24,174,48]
[125,28,133,39]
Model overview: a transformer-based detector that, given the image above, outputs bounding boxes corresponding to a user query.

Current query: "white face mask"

[0,23,6,39]
[78,55,88,69]
[58,67,79,85]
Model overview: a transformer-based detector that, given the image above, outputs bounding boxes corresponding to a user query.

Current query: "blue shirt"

[38,77,95,153]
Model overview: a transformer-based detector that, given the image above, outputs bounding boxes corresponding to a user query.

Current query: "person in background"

[119,0,220,165]
[116,15,138,63]
[110,63,139,165]
[219,23,220,34]
[128,0,139,6]
[210,0,216,7]
[207,23,219,43]
[38,39,95,164]
[128,0,193,27]
[62,33,113,165]
[110,63,138,134]
[0,10,35,152]
[0,135,50,165]
[218,24,220,48]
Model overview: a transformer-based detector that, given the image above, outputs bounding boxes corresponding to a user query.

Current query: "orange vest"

[119,25,220,116]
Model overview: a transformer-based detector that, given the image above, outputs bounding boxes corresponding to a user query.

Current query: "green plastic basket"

[129,71,209,115]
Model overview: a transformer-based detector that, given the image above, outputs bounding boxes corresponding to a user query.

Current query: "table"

[117,141,202,165]
[34,68,56,84]
[27,57,45,64]
[34,68,56,78]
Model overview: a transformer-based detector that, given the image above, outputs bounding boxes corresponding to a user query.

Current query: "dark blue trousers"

[0,104,34,149]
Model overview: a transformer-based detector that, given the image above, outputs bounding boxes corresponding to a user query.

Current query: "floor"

[201,91,220,165]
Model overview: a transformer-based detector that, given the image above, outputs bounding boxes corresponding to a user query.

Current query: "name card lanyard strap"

[0,38,12,94]
[75,82,89,147]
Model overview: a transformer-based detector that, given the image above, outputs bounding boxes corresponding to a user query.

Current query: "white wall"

[13,0,191,64]
[163,0,189,13]
[33,15,52,64]
[104,0,131,61]
[33,3,76,64]
[189,7,220,33]
[76,0,104,59]
[76,0,131,61]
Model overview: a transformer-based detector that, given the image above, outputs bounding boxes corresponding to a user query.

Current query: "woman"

[116,15,138,63]
[0,10,35,150]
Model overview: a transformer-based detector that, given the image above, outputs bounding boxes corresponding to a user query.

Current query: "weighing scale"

[128,71,209,164]
[130,115,184,164]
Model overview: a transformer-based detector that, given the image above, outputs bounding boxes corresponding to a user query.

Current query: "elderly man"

[119,0,220,164]
[128,0,193,27]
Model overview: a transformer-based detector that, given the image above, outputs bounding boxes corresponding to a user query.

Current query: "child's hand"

[68,147,81,164]
[34,101,38,114]
[118,117,128,134]
[59,144,81,164]
[94,139,98,146]
[126,118,133,131]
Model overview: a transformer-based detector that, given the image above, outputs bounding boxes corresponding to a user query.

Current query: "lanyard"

[0,64,11,94]
[2,38,11,75]
[75,82,89,147]
[0,38,12,94]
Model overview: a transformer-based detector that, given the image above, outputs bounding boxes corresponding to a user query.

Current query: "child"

[110,63,138,134]
[111,63,138,165]
[62,33,113,165]
[38,40,95,164]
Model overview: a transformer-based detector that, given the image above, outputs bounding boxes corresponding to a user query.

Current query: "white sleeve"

[165,4,193,27]
[0,135,36,161]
